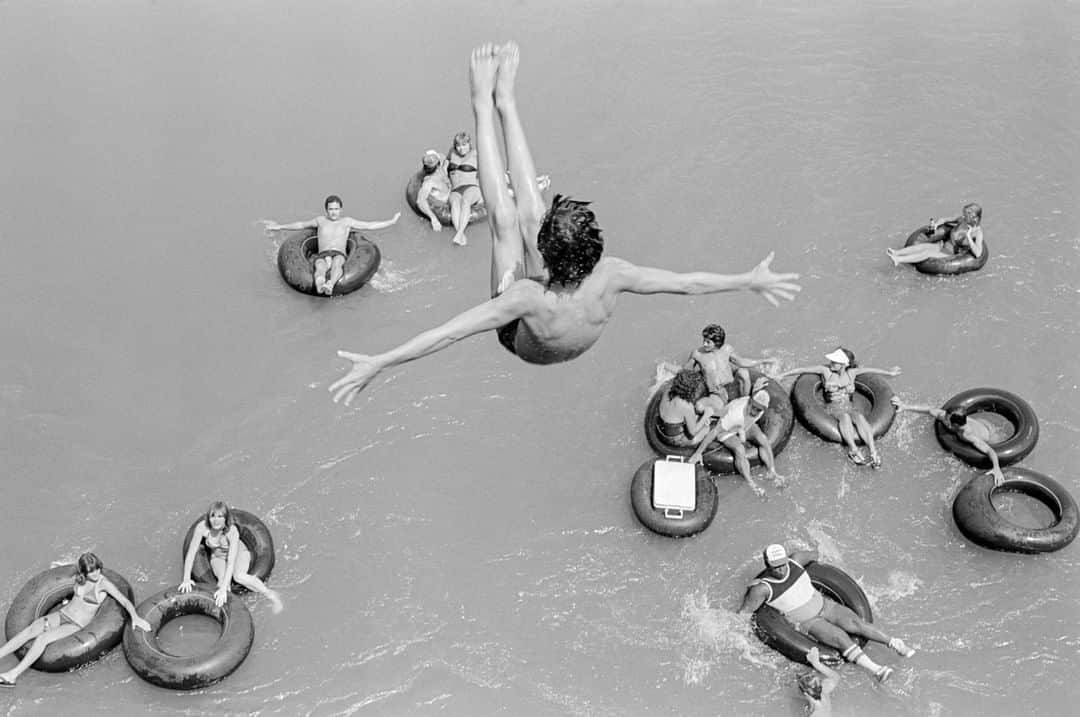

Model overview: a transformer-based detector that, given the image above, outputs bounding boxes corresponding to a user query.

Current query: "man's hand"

[390,212,401,224]
[888,366,902,377]
[330,351,385,406]
[430,217,442,232]
[746,252,801,307]
[213,587,228,607]
[891,396,906,410]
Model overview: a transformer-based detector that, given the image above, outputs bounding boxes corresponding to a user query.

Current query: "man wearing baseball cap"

[737,543,916,683]
[690,379,784,496]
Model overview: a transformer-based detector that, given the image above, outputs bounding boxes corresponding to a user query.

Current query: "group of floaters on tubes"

[0,503,279,690]
[2,41,1072,712]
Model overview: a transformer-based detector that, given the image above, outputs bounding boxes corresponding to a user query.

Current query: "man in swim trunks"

[738,544,916,683]
[685,324,778,412]
[891,397,1006,485]
[330,43,801,406]
[689,382,783,496]
[265,195,400,295]
[417,150,452,232]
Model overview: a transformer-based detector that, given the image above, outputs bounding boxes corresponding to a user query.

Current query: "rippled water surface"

[1,1,1078,715]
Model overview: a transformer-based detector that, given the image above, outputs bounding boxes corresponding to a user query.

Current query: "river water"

[1,1,1078,715]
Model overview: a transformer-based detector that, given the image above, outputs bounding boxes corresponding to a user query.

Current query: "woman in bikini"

[887,202,985,266]
[179,501,283,613]
[447,131,483,247]
[657,369,716,447]
[0,553,149,686]
[775,348,901,467]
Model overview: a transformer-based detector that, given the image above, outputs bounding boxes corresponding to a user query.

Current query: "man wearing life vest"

[738,544,916,683]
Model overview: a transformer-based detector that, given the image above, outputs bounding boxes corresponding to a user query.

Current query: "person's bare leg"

[472,43,524,296]
[0,623,80,683]
[327,255,346,293]
[314,257,329,294]
[854,414,880,467]
[721,435,764,497]
[494,42,546,277]
[837,414,864,464]
[449,192,468,246]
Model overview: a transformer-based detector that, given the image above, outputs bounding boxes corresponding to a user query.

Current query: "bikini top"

[71,577,106,606]
[204,529,230,557]
[822,369,855,400]
[447,161,477,174]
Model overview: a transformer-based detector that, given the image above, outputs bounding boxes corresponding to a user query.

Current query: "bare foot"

[470,43,499,106]
[452,233,467,247]
[886,248,900,267]
[494,41,520,107]
[315,275,327,294]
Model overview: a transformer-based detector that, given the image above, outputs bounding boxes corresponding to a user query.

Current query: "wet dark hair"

[668,369,707,403]
[204,501,234,531]
[324,195,343,210]
[537,195,604,285]
[963,202,983,225]
[948,411,968,427]
[75,553,103,584]
[798,673,823,701]
[702,324,726,346]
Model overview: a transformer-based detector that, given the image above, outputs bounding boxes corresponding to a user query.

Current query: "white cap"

[825,348,849,366]
[763,544,788,567]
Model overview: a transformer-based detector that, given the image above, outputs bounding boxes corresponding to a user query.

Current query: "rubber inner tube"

[276,232,381,296]
[935,387,1039,468]
[790,372,896,444]
[752,561,873,665]
[902,225,988,275]
[952,467,1079,553]
[181,509,275,594]
[3,566,135,672]
[629,458,718,538]
[404,170,488,228]
[122,586,254,690]
[642,371,794,474]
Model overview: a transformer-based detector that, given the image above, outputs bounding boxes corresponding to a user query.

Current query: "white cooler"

[652,455,696,519]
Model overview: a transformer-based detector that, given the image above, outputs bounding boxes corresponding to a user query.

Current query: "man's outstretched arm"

[610,252,800,307]
[265,218,318,231]
[349,213,401,231]
[330,288,533,406]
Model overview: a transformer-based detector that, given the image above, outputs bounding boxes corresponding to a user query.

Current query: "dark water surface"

[2,1,1078,715]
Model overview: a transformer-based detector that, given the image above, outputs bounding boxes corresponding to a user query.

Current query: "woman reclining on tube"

[0,553,150,687]
[887,202,984,267]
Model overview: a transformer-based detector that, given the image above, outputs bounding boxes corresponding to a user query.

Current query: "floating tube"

[752,561,873,666]
[122,586,254,690]
[791,373,896,444]
[629,458,718,538]
[3,566,135,672]
[276,232,380,296]
[643,371,794,474]
[404,170,487,228]
[903,225,988,275]
[935,387,1039,468]
[952,467,1079,553]
[181,510,275,594]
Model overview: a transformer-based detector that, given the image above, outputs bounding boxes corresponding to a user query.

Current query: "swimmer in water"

[0,553,150,686]
[892,397,1006,485]
[887,203,985,267]
[179,502,283,613]
[330,42,801,406]
[265,195,400,295]
[798,647,840,715]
